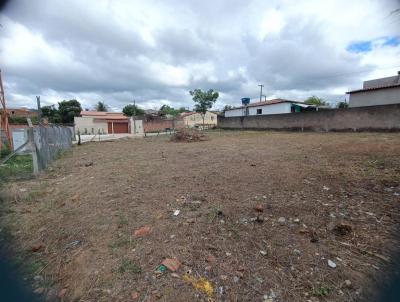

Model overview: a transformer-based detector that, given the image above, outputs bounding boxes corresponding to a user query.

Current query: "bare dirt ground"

[1,131,400,302]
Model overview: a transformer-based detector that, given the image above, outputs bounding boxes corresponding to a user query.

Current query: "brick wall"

[143,119,185,132]
[218,104,400,132]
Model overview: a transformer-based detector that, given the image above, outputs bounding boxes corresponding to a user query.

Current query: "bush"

[0,143,11,158]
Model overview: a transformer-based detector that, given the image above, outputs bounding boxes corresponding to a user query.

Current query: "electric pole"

[133,98,136,135]
[258,84,264,102]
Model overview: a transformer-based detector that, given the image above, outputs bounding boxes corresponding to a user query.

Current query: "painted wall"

[74,116,108,134]
[183,112,217,127]
[349,87,400,107]
[225,103,291,117]
[218,104,400,132]
[225,108,244,117]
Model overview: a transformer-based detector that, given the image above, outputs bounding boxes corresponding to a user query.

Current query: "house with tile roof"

[346,71,400,108]
[74,111,130,134]
[224,99,317,117]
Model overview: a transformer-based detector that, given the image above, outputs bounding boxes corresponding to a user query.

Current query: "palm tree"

[96,101,107,112]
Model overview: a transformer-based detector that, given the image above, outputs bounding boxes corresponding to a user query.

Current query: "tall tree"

[189,89,219,128]
[58,99,82,124]
[304,96,328,107]
[96,101,108,112]
[122,104,144,116]
[41,105,61,123]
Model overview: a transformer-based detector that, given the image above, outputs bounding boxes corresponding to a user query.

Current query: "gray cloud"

[1,0,399,110]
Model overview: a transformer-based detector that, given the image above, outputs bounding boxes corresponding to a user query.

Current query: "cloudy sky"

[1,0,399,111]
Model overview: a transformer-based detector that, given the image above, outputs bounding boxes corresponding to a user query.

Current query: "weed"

[117,258,141,274]
[109,235,135,250]
[313,286,330,297]
[0,155,33,182]
[117,215,128,228]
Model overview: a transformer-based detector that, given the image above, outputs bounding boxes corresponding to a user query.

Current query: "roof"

[346,83,400,94]
[224,99,305,111]
[80,111,128,120]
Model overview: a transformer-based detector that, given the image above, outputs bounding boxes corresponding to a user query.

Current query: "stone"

[31,244,44,252]
[220,275,228,281]
[58,288,67,298]
[254,204,264,212]
[34,287,45,295]
[161,258,181,272]
[134,226,151,237]
[207,255,216,263]
[233,276,240,283]
[344,280,352,288]
[33,275,44,282]
[293,218,300,223]
[278,217,286,225]
[45,289,57,301]
[131,291,140,299]
[171,273,180,278]
[260,250,267,256]
[328,259,337,268]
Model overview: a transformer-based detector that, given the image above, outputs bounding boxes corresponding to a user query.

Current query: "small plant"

[313,286,330,297]
[117,258,141,274]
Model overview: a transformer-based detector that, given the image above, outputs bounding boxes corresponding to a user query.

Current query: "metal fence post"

[27,126,39,175]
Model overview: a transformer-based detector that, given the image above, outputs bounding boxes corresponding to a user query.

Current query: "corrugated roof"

[346,83,400,94]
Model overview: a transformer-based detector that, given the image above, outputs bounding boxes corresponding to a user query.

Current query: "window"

[256,108,262,115]
[211,116,214,121]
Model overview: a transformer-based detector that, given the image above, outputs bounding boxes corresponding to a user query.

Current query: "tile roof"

[346,83,400,94]
[81,111,128,120]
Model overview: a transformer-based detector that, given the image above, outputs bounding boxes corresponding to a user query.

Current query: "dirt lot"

[1,131,400,302]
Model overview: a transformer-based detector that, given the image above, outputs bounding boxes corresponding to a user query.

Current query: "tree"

[337,101,349,109]
[159,105,187,116]
[304,96,327,107]
[41,105,61,123]
[223,105,233,112]
[96,101,108,112]
[58,99,82,124]
[189,89,219,128]
[122,104,144,116]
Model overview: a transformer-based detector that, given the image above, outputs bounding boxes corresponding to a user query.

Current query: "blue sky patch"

[347,36,400,53]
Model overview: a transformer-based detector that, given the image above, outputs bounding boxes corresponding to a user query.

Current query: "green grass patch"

[0,154,33,181]
[117,258,141,274]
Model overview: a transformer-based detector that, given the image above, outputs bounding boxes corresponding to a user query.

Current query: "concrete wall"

[349,86,400,108]
[225,108,244,117]
[74,116,108,134]
[218,104,400,132]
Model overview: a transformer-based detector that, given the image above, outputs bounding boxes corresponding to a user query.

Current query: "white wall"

[249,103,291,115]
[349,87,400,107]
[225,108,244,117]
[225,103,291,117]
[74,116,108,134]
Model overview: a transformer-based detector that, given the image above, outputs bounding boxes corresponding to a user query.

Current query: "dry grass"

[1,130,400,302]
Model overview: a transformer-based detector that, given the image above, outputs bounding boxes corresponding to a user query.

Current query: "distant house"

[347,71,400,108]
[180,111,218,128]
[224,99,317,117]
[6,108,37,118]
[74,111,130,134]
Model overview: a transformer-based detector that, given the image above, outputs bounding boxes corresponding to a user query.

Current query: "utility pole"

[258,84,264,102]
[36,96,41,121]
[133,98,136,135]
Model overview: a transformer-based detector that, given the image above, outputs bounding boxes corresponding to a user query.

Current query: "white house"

[224,99,316,117]
[347,71,400,108]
